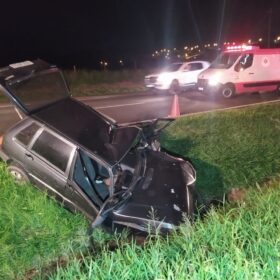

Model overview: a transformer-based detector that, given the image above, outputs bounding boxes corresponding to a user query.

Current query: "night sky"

[0,0,279,68]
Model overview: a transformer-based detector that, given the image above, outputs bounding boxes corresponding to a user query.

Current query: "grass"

[0,102,279,279]
[64,69,147,85]
[49,179,280,280]
[64,69,148,97]
[0,164,88,280]
[162,102,280,198]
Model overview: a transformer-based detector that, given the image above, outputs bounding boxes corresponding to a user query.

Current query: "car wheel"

[169,80,180,95]
[221,84,235,98]
[7,164,29,184]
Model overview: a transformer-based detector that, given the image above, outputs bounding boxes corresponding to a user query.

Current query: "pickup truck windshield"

[210,52,240,69]
[7,70,69,113]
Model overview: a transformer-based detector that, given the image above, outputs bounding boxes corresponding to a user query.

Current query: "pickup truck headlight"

[157,72,172,86]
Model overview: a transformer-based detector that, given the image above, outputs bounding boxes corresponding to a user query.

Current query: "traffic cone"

[168,94,180,118]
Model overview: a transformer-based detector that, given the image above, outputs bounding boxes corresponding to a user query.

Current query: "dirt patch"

[227,188,247,203]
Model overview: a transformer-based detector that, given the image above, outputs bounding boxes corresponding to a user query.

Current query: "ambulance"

[197,45,280,98]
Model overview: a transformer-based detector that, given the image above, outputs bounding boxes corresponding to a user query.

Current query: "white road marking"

[95,100,160,109]
[0,98,163,110]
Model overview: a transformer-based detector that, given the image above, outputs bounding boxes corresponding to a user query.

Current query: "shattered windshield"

[7,70,69,113]
[210,52,241,69]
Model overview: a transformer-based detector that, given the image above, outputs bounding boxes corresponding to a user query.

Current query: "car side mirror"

[234,63,241,72]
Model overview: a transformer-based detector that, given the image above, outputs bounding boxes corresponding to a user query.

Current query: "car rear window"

[15,122,40,146]
[31,130,73,172]
[7,71,69,114]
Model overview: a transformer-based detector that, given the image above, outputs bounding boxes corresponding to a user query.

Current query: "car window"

[164,63,183,72]
[7,71,69,114]
[15,122,40,146]
[234,53,254,72]
[210,52,241,69]
[182,64,191,71]
[31,130,73,172]
[73,150,110,207]
[189,63,203,71]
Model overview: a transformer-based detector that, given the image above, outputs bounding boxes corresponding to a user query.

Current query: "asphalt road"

[0,90,280,135]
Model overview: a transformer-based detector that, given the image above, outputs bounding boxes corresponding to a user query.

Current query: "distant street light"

[100,60,108,70]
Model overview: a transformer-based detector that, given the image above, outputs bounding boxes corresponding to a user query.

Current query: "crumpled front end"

[111,149,197,233]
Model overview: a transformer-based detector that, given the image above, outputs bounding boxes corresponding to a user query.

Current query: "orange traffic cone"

[168,94,180,118]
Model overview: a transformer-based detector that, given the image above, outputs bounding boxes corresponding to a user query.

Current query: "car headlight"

[208,75,221,86]
[157,72,172,86]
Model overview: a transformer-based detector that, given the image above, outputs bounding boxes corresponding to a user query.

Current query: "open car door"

[0,59,70,115]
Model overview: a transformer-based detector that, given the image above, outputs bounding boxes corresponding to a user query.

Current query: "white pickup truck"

[145,60,210,93]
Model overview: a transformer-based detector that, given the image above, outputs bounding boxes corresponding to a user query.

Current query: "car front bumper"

[197,79,222,94]
[145,78,170,90]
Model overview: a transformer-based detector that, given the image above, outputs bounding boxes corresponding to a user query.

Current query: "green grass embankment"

[64,69,147,97]
[162,102,280,198]
[0,164,88,279]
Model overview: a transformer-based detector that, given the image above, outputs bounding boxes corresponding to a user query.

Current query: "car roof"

[185,60,210,64]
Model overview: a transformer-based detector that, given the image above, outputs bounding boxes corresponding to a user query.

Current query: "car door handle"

[25,153,34,160]
[249,72,254,75]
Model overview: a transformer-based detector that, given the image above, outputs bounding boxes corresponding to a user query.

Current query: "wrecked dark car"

[0,60,197,233]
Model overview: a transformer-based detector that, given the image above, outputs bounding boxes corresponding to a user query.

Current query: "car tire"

[169,80,180,95]
[221,84,235,98]
[7,164,29,184]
